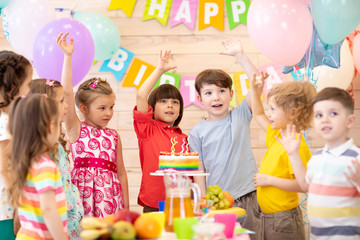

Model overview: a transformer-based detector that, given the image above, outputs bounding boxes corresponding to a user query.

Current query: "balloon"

[247,0,313,66]
[0,0,11,9]
[353,34,360,73]
[1,0,56,61]
[283,27,343,74]
[33,18,95,87]
[73,11,120,61]
[311,0,360,45]
[312,40,354,91]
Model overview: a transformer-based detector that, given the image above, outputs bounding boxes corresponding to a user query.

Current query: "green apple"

[111,221,136,240]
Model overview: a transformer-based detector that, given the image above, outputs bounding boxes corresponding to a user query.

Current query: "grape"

[205,184,230,210]
[205,194,211,200]
[219,200,225,208]
[218,192,224,199]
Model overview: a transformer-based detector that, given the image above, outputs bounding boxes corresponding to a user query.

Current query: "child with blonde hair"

[5,94,67,240]
[0,50,33,239]
[278,87,360,239]
[251,78,316,239]
[57,32,129,217]
[29,79,84,239]
[134,50,188,212]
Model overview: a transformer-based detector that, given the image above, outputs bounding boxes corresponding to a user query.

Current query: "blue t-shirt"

[188,99,257,199]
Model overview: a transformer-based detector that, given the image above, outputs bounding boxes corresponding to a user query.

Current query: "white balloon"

[2,0,56,61]
[312,40,354,91]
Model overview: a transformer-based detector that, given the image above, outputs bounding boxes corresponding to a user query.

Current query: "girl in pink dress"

[57,32,129,217]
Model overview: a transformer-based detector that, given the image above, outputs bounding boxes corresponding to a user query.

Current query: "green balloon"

[73,11,120,61]
[312,0,360,45]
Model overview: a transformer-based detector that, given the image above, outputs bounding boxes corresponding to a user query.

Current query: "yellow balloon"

[312,40,354,91]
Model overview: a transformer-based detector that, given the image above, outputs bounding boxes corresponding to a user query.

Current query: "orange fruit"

[134,214,162,239]
[102,214,115,225]
[223,191,235,208]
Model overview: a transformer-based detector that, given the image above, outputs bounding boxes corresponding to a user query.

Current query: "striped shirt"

[17,155,67,240]
[306,139,360,240]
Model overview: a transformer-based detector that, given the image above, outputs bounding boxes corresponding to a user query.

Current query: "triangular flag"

[108,0,137,17]
[198,0,224,31]
[170,0,198,30]
[225,0,249,30]
[180,76,203,108]
[154,72,181,89]
[143,0,173,26]
[122,58,156,89]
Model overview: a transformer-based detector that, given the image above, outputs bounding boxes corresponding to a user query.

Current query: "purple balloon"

[33,18,95,86]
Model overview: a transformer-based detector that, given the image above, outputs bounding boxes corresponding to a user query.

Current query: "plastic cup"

[158,200,165,211]
[213,213,237,238]
[173,217,198,240]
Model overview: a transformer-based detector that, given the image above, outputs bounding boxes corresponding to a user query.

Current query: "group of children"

[0,31,359,240]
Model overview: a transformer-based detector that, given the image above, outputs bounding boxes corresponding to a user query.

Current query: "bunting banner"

[99,47,134,82]
[198,0,224,31]
[233,71,250,103]
[180,76,203,108]
[258,63,287,96]
[170,0,198,30]
[154,72,181,88]
[225,0,249,30]
[230,77,237,107]
[108,0,137,17]
[122,58,156,89]
[143,0,173,26]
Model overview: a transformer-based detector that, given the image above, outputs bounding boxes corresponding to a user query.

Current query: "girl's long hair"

[5,94,59,207]
[29,79,69,157]
[0,50,31,109]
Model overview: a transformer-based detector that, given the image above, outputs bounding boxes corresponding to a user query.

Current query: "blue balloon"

[73,11,120,61]
[0,0,11,9]
[283,27,342,74]
[311,0,360,45]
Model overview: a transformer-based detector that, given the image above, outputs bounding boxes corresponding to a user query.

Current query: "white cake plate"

[150,169,209,176]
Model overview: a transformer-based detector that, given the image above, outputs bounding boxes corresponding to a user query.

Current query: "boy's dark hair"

[148,84,184,126]
[312,87,354,114]
[195,69,232,96]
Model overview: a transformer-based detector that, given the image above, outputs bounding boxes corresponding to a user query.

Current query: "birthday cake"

[159,152,199,171]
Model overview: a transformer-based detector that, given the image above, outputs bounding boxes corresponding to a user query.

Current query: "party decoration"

[122,58,155,89]
[225,0,249,30]
[170,0,198,30]
[33,18,95,87]
[99,47,134,82]
[283,27,343,74]
[73,11,120,61]
[0,0,11,9]
[230,78,236,108]
[154,72,181,89]
[233,71,249,103]
[143,0,173,26]
[108,0,137,17]
[180,76,203,108]
[198,0,224,31]
[247,0,313,66]
[311,40,354,91]
[311,0,360,45]
[2,0,56,61]
[353,34,360,73]
[258,63,287,96]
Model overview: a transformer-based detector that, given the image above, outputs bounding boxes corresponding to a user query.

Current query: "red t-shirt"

[133,106,188,208]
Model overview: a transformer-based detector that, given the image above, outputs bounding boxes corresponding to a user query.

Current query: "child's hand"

[250,72,268,95]
[56,32,74,56]
[253,173,270,187]
[344,159,360,188]
[220,39,244,56]
[157,50,177,73]
[276,124,301,156]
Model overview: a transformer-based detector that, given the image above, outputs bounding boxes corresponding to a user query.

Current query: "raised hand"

[344,159,360,188]
[276,124,301,156]
[56,32,74,56]
[157,50,177,73]
[220,39,244,56]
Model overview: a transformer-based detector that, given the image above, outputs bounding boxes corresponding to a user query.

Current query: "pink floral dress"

[70,122,124,218]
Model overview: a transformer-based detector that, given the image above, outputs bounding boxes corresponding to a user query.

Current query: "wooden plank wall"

[1,0,360,219]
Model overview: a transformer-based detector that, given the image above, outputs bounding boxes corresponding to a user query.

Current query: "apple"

[113,209,140,224]
[111,221,136,240]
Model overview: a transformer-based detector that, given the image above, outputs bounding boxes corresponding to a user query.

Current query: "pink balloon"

[353,34,360,73]
[33,18,95,87]
[247,0,313,66]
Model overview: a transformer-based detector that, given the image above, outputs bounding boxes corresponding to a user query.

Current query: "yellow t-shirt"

[257,125,311,214]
